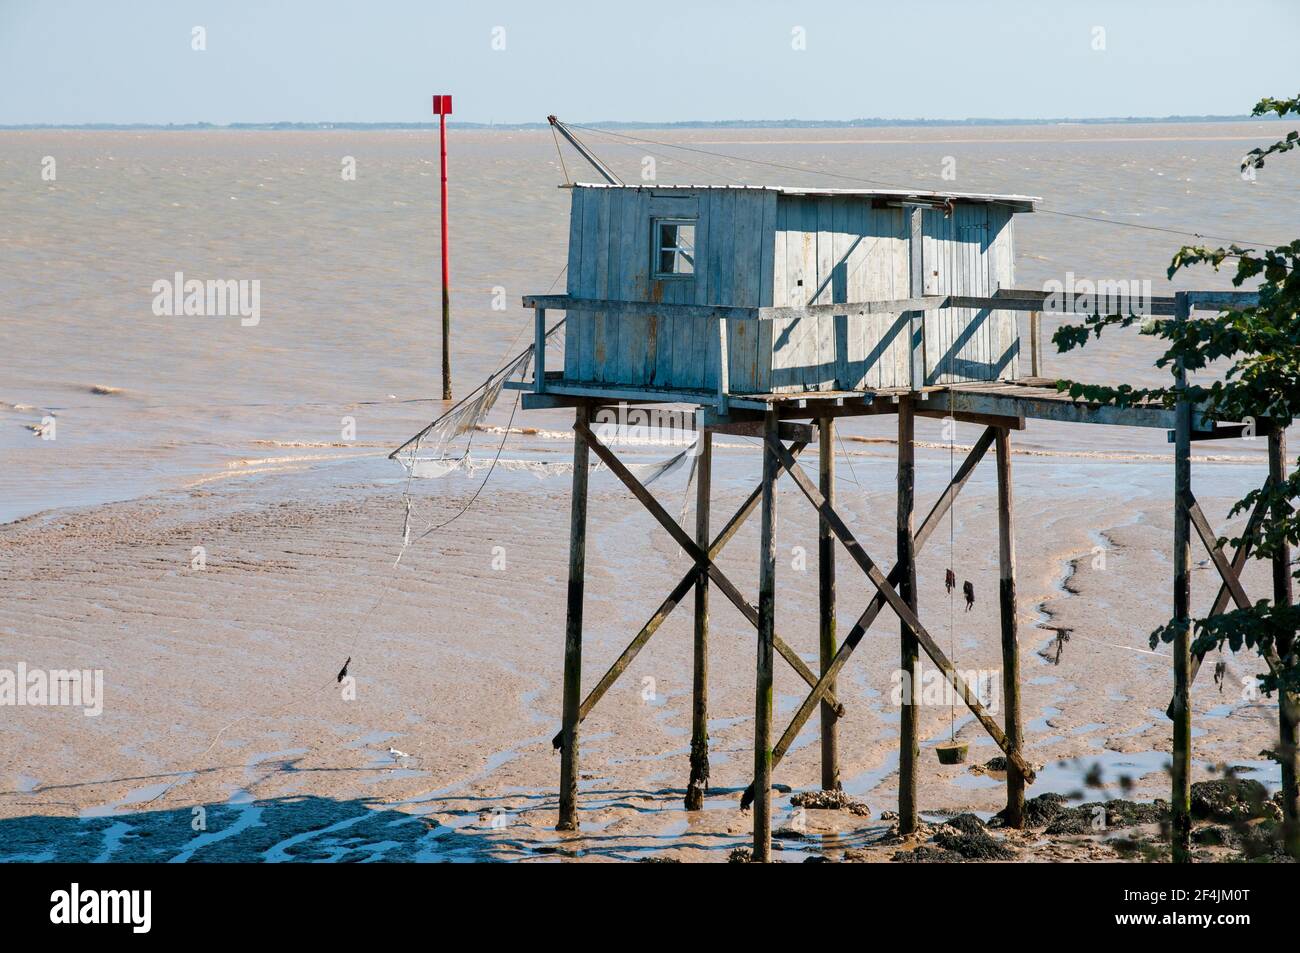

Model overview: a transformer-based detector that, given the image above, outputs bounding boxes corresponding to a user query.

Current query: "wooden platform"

[516,375,1229,433]
[922,377,1181,429]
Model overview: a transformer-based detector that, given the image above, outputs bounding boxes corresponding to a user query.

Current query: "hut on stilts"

[512,124,1286,861]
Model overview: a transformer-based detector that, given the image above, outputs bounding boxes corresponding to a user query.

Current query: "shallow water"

[4,122,1298,522]
[2,124,1294,861]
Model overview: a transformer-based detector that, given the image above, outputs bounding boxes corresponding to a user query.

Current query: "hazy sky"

[1,0,1295,125]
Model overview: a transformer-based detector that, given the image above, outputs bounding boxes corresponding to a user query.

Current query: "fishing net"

[391,343,536,476]
[389,322,702,563]
[392,320,701,489]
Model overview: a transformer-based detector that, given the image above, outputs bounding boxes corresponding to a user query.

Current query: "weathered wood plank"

[765,428,1037,782]
[586,187,610,381]
[557,406,591,831]
[575,422,844,709]
[1171,292,1192,863]
[924,385,1180,429]
[563,188,586,380]
[996,427,1025,827]
[819,418,840,791]
[1186,493,1254,611]
[579,187,602,381]
[687,432,712,811]
[741,426,1000,809]
[753,411,779,861]
[534,306,546,394]
[897,396,919,833]
[549,441,814,751]
[908,207,925,389]
[524,295,757,321]
[1269,430,1300,856]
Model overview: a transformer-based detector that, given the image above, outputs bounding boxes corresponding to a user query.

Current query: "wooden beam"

[914,401,1026,430]
[686,433,712,811]
[819,418,840,792]
[1029,311,1041,378]
[948,294,1180,316]
[522,294,757,322]
[522,289,1254,332]
[925,387,1179,430]
[516,392,661,410]
[1186,493,1254,611]
[757,296,947,321]
[548,441,819,748]
[1184,488,1270,695]
[707,419,817,443]
[740,426,999,809]
[1172,491,1285,718]
[1269,431,1300,858]
[897,398,920,832]
[908,208,926,389]
[996,427,1025,828]
[1171,292,1193,863]
[1169,421,1277,442]
[573,421,844,710]
[534,306,547,394]
[716,316,730,412]
[766,431,1036,782]
[523,382,717,408]
[557,406,591,831]
[1185,291,1260,310]
[753,411,779,862]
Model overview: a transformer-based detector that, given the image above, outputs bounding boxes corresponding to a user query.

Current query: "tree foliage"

[1051,94,1300,697]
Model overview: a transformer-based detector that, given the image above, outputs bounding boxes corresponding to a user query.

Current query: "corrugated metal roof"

[568,181,1039,211]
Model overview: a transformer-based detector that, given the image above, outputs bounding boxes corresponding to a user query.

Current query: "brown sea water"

[2,124,1294,853]
[2,122,1297,522]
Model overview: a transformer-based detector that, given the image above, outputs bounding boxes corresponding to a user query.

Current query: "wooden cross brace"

[741,425,1035,809]
[1167,488,1283,716]
[555,422,845,750]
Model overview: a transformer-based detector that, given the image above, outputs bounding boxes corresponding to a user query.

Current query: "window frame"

[650,217,698,280]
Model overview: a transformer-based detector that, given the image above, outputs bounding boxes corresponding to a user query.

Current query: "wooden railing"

[522,290,1260,404]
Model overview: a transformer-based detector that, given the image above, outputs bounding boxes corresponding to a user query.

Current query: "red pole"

[435,94,453,400]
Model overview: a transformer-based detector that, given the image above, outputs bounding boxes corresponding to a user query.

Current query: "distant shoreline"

[0,114,1279,132]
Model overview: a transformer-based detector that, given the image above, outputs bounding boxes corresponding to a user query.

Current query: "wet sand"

[0,441,1283,861]
[2,122,1293,860]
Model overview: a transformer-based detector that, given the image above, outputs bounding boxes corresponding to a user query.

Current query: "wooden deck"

[516,375,1230,433]
[922,377,1181,430]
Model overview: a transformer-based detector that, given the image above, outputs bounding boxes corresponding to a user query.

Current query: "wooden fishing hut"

[514,175,1280,862]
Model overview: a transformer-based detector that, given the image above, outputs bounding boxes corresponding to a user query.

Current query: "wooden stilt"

[549,443,818,749]
[818,418,841,791]
[897,397,919,835]
[995,427,1025,827]
[686,433,712,811]
[1181,488,1270,701]
[1029,311,1041,378]
[766,434,1035,780]
[753,410,779,861]
[571,424,842,714]
[557,405,590,831]
[1171,292,1193,862]
[1269,430,1299,857]
[739,427,1010,810]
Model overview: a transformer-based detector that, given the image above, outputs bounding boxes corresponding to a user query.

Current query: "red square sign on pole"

[434,93,453,399]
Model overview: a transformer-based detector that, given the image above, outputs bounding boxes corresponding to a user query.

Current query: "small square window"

[652,218,696,278]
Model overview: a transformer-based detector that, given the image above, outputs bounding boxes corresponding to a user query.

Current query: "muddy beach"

[0,437,1285,862]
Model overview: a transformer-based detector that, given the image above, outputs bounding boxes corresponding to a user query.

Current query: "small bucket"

[935,741,969,765]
